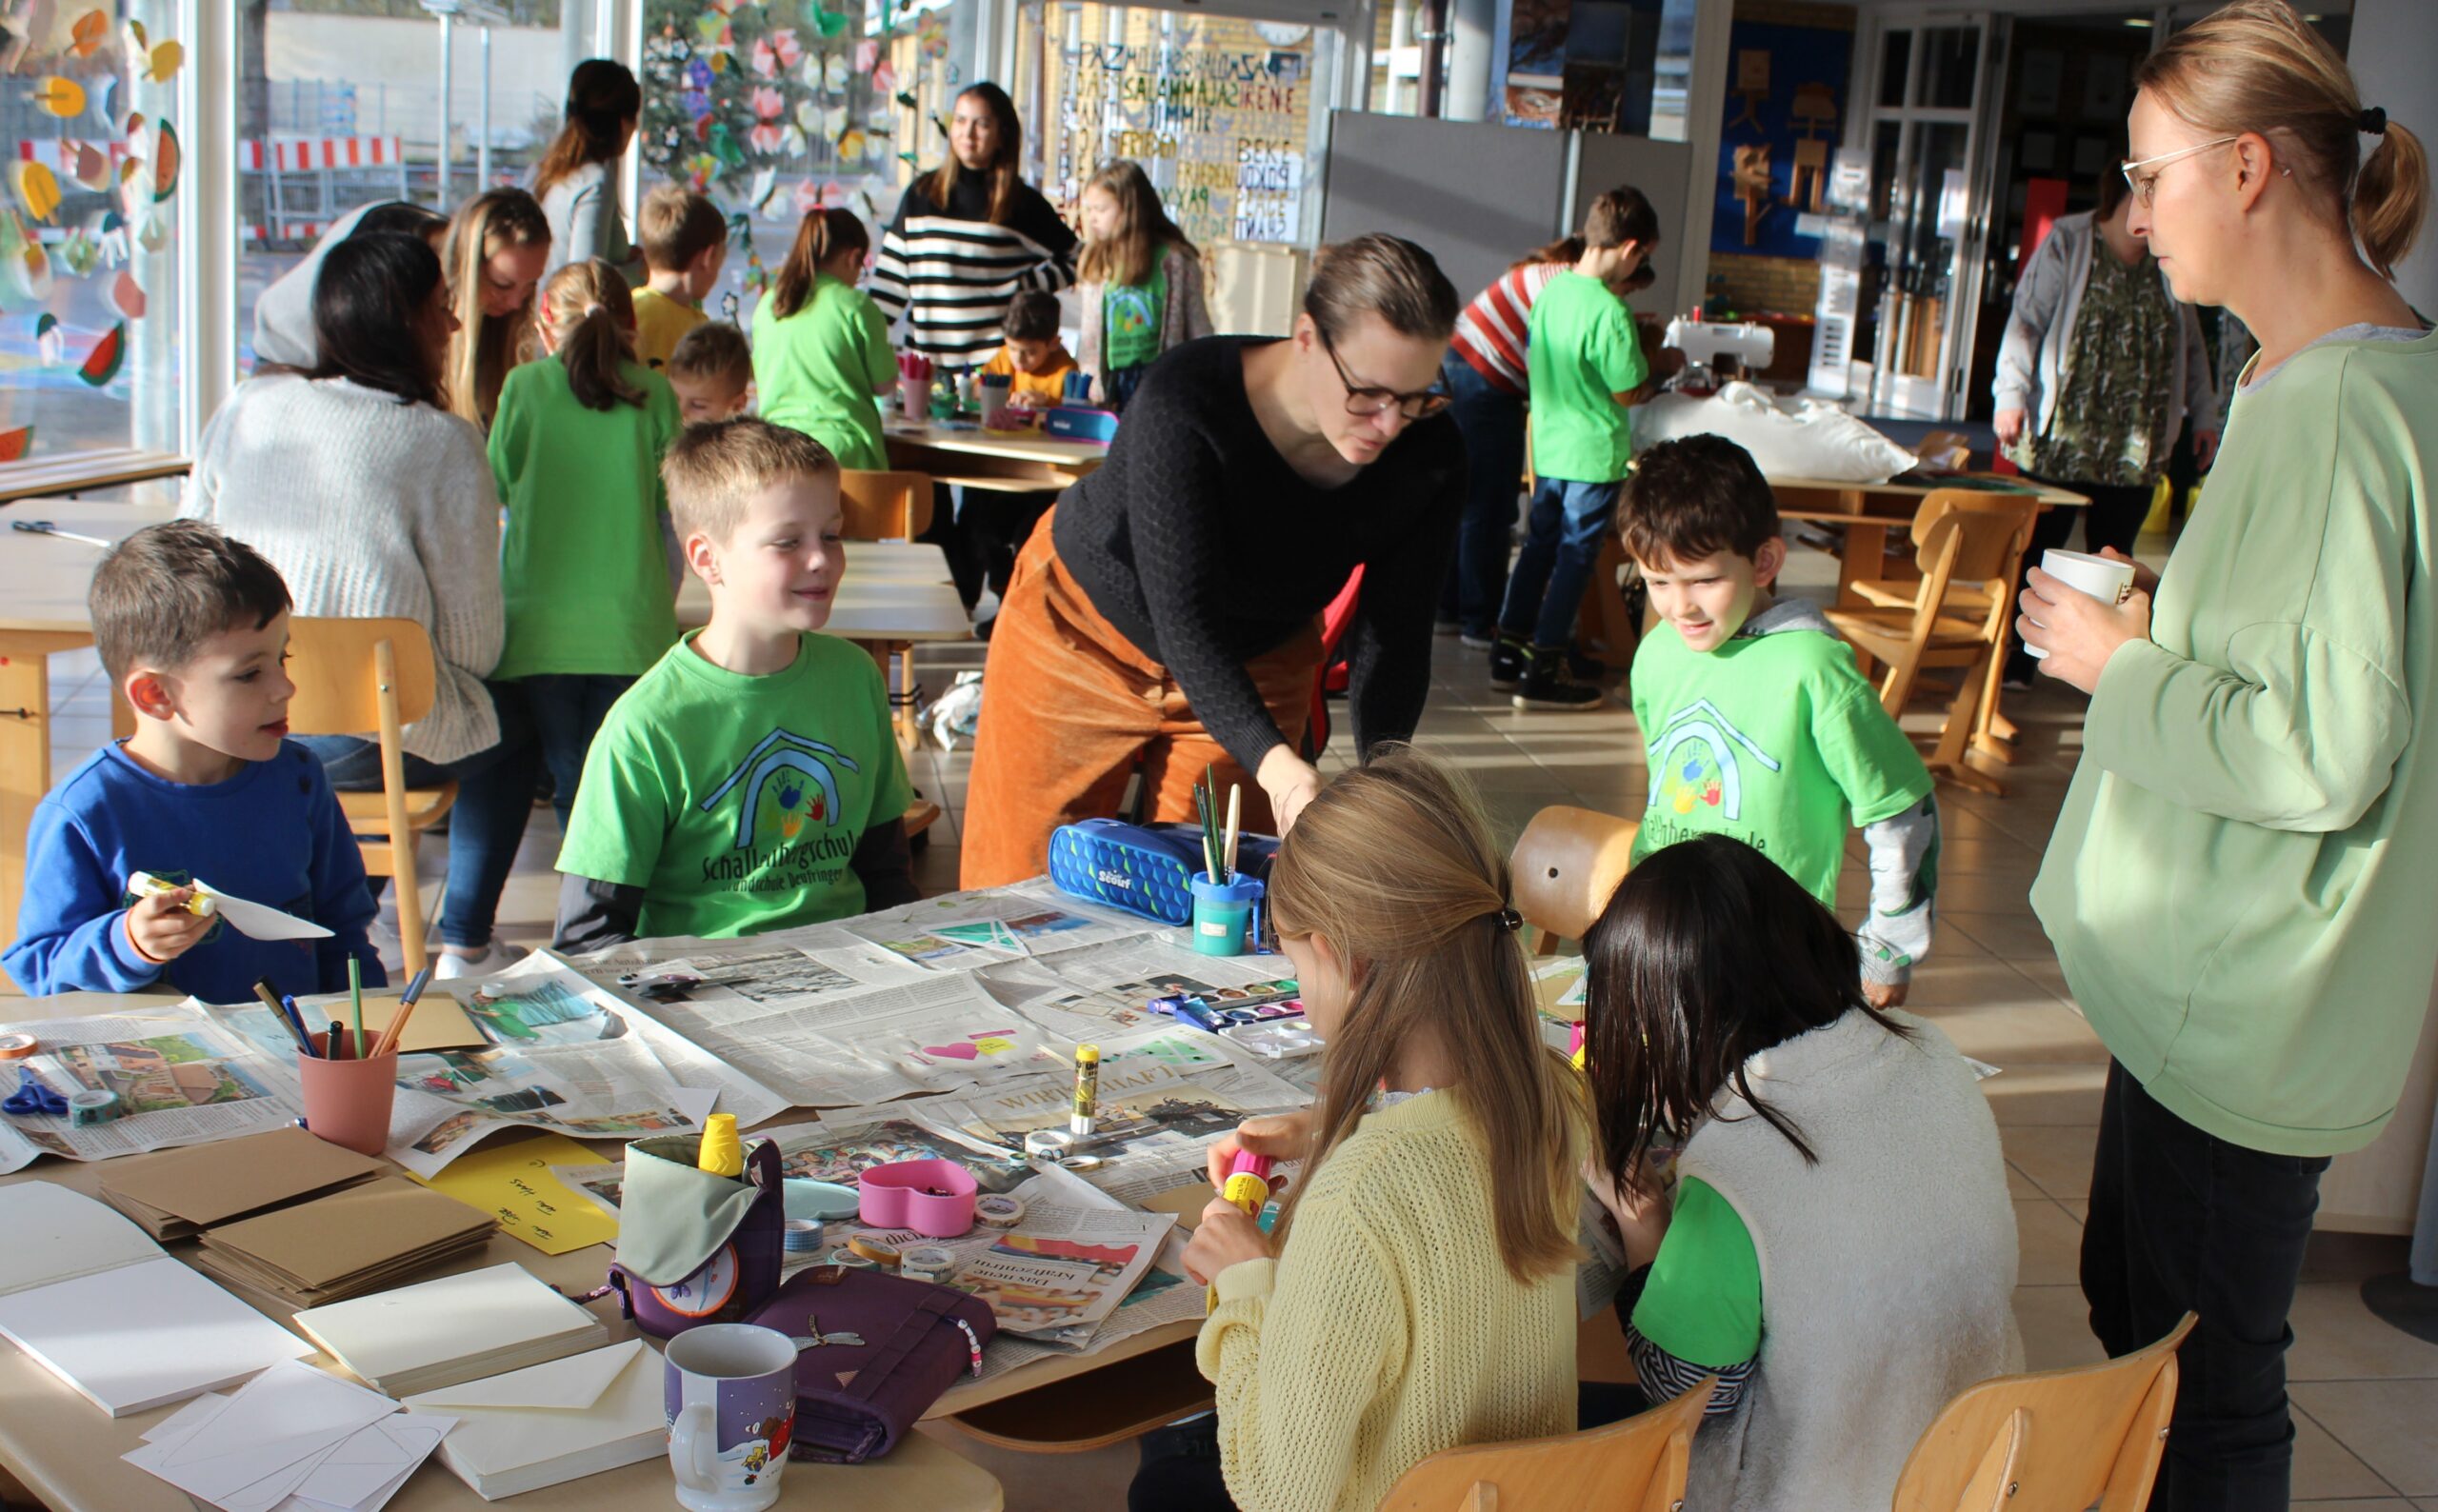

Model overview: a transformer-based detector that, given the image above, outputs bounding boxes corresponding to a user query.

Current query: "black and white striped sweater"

[867,166,1077,367]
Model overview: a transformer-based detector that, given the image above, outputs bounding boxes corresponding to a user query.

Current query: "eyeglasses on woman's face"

[1319,328,1450,420]
[2120,135,2242,208]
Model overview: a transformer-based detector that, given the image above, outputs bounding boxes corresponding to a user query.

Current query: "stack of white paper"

[123,1359,453,1512]
[293,1263,607,1397]
[0,1184,310,1416]
[402,1339,667,1501]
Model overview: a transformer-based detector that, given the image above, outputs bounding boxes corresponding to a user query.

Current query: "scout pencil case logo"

[1047,819,1279,926]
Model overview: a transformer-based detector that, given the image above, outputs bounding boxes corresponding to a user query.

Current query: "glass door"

[1854,17,1989,420]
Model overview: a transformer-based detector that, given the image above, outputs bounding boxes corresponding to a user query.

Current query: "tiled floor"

[30,542,2438,1509]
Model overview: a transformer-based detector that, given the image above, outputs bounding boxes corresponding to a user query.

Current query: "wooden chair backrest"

[1916,430,1973,471]
[1908,490,2041,590]
[1509,805,1639,946]
[839,468,933,541]
[1377,1378,1712,1512]
[1891,1313,2197,1512]
[283,617,438,734]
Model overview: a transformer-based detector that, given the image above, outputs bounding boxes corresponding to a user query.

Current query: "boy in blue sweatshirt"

[3,521,383,1002]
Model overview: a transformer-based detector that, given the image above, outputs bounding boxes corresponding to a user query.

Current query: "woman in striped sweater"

[1438,189,1665,647]
[866,82,1077,367]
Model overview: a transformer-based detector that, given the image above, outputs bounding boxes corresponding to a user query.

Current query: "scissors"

[3,1067,68,1117]
[10,519,114,548]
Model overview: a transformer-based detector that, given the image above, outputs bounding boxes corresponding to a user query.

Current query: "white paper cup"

[2025,548,2136,659]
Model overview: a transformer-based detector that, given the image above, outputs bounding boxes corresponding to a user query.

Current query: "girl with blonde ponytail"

[1133,748,1582,1512]
[2019,4,2434,1505]
[488,257,683,834]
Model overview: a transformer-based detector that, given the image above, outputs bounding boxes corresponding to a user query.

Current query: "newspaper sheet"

[980,938,1303,1039]
[970,1166,1207,1382]
[0,1005,308,1173]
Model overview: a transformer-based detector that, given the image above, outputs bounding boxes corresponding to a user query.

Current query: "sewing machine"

[1661,318,1777,393]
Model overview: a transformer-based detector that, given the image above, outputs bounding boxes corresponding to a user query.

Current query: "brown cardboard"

[97,1127,386,1240]
[196,1177,498,1300]
[325,991,492,1054]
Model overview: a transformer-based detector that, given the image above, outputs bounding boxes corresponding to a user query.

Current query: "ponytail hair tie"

[2360,107,2388,136]
[1494,906,1523,933]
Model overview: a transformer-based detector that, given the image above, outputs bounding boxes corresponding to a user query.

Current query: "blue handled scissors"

[3,1067,68,1117]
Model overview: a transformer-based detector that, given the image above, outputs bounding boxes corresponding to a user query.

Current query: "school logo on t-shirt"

[695,727,864,885]
[1645,699,1782,821]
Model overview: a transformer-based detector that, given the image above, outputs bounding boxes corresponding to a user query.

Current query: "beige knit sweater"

[185,374,505,764]
[1198,1090,1577,1512]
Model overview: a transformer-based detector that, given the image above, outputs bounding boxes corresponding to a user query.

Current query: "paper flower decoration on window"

[684,151,719,191]
[750,27,799,79]
[792,177,826,215]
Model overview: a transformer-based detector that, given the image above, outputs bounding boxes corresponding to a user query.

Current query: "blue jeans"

[512,673,635,831]
[1104,364,1147,412]
[1436,352,1529,639]
[1498,475,1624,651]
[293,682,538,949]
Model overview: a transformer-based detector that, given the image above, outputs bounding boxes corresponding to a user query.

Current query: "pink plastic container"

[855,1159,978,1237]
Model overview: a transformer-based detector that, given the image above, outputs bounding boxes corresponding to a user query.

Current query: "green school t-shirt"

[489,356,682,681]
[1525,270,1648,484]
[1629,617,1932,907]
[1629,1178,1762,1368]
[1103,264,1167,372]
[752,274,896,472]
[556,631,913,938]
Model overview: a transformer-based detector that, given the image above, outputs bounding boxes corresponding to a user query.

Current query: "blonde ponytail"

[539,259,646,412]
[2137,0,2428,280]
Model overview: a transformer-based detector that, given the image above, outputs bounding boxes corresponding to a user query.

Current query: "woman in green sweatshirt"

[2019,6,2431,1507]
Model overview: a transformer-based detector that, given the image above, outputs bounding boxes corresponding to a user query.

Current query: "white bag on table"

[1630,381,1920,485]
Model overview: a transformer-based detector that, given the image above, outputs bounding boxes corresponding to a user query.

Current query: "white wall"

[2345,0,2438,316]
[266,13,564,149]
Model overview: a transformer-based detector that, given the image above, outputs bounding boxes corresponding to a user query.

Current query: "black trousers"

[2006,474,2157,679]
[2084,1061,2330,1511]
[1129,1416,1236,1512]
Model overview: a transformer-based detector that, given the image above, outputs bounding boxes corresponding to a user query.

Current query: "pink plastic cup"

[296,1030,397,1157]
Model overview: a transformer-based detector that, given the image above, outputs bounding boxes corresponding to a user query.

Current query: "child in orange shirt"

[980,291,1078,408]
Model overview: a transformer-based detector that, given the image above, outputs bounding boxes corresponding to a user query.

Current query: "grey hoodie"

[250,203,388,369]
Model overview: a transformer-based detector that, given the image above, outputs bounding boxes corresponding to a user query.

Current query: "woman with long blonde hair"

[1132,748,1582,1512]
[442,188,551,431]
[1074,159,1209,409]
[2019,2,2430,1503]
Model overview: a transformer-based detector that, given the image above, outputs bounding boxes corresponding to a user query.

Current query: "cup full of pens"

[270,958,423,1157]
[897,352,933,422]
[1189,768,1263,957]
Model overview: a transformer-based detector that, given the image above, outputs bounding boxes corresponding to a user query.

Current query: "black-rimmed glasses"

[1319,328,1451,420]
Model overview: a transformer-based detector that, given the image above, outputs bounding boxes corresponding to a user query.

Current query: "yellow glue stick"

[1070,1044,1100,1137]
[697,1112,744,1178]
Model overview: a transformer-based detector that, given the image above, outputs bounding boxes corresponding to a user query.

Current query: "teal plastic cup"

[1189,872,1264,957]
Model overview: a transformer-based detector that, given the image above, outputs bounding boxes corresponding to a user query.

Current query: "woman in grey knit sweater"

[184,233,540,977]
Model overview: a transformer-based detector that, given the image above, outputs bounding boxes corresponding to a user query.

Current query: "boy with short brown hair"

[633,183,729,368]
[665,320,754,425]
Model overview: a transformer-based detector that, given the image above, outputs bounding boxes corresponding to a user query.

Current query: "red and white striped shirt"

[1450,261,1568,395]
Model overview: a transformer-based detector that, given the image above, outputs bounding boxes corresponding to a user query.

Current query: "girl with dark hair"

[534,58,644,280]
[961,234,1467,886]
[1579,834,2017,1512]
[183,233,541,979]
[751,207,895,471]
[865,82,1076,366]
[490,259,682,833]
[252,201,451,369]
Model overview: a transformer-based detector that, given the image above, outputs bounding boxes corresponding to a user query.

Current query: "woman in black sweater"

[961,235,1467,887]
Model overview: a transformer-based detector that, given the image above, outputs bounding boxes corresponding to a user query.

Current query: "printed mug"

[665,1323,797,1512]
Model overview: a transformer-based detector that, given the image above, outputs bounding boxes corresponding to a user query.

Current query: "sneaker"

[1433,618,1463,638]
[1489,636,1529,689]
[433,939,516,981]
[1458,628,1496,651]
[1513,648,1607,710]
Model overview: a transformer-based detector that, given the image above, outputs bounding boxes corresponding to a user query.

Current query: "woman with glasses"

[1992,153,2218,686]
[959,234,1466,887]
[2020,3,2430,1505]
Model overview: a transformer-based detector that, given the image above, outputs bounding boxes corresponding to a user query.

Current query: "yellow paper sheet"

[410,1132,619,1255]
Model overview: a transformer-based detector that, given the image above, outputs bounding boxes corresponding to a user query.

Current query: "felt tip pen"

[327,1019,348,1060]
[1222,1151,1274,1217]
[252,979,311,1054]
[1069,1044,1100,1137]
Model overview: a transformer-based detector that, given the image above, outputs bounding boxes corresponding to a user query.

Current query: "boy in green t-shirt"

[552,418,917,947]
[1621,435,1940,1004]
[1494,219,1654,710]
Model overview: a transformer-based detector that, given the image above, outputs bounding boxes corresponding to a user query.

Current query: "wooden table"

[1769,472,2088,608]
[0,992,1010,1509]
[883,420,1108,494]
[0,507,971,959]
[0,448,189,505]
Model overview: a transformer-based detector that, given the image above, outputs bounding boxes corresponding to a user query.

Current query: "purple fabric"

[747,1265,999,1462]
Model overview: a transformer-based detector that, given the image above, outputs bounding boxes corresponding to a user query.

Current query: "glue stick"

[1070,1044,1101,1137]
[697,1113,744,1179]
[1222,1150,1273,1217]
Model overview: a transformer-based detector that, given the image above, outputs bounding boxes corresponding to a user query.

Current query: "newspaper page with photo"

[0,1005,308,1172]
[978,940,1304,1039]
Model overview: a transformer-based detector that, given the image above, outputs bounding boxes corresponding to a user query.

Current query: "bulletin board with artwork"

[1709,14,1851,257]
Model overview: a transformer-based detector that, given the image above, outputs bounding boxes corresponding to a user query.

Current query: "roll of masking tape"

[829,1247,874,1270]
[900,1245,955,1283]
[783,1218,827,1252]
[974,1193,1026,1228]
[848,1234,903,1268]
[0,1034,37,1060]
[67,1088,117,1126]
[1023,1128,1072,1161]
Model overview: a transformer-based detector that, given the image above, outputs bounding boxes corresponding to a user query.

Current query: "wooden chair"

[1891,1313,2197,1512]
[838,468,933,541]
[1510,804,1639,955]
[283,618,454,978]
[941,1337,1212,1454]
[1376,1376,1713,1511]
[1914,429,1973,472]
[1823,491,2039,796]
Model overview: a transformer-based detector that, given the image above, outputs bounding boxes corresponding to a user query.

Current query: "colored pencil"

[372,966,432,1058]
[1223,784,1242,885]
[347,957,364,1061]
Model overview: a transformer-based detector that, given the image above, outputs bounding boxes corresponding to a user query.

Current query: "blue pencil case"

[1047,819,1279,926]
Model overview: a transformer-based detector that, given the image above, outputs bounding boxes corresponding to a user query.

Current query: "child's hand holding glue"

[1187,1113,1309,1286]
[123,880,214,965]
[1203,1109,1310,1192]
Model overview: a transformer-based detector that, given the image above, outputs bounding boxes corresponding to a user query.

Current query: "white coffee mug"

[2024,548,2136,660]
[664,1323,797,1512]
